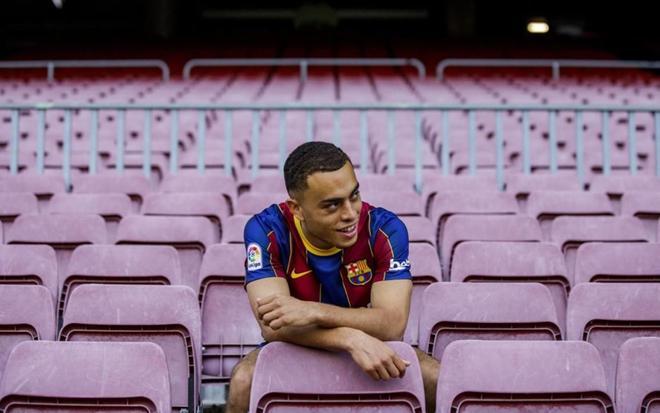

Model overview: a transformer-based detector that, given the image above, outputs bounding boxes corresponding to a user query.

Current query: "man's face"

[288,162,362,250]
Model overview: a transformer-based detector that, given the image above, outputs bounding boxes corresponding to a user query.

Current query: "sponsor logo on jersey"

[247,243,263,271]
[346,259,372,286]
[389,258,410,272]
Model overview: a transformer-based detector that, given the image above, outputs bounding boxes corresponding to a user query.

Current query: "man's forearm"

[263,324,361,352]
[309,302,406,341]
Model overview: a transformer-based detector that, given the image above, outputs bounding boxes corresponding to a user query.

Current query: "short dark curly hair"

[284,142,352,195]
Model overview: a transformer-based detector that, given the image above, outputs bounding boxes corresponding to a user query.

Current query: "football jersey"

[244,201,411,308]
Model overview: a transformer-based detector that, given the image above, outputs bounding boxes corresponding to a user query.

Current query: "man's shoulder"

[367,205,407,234]
[245,203,290,239]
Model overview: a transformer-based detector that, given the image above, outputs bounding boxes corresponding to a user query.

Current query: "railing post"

[656,112,660,177]
[251,110,261,179]
[169,110,179,174]
[468,110,476,175]
[196,110,206,173]
[143,109,152,179]
[332,110,342,147]
[300,61,308,84]
[522,111,531,174]
[36,109,46,174]
[552,61,560,81]
[414,110,423,193]
[628,111,638,175]
[224,110,233,178]
[115,109,125,173]
[10,110,20,175]
[279,110,287,172]
[306,110,314,142]
[495,110,504,191]
[549,110,558,173]
[47,62,55,83]
[601,111,611,175]
[89,109,98,175]
[387,110,396,176]
[576,111,585,188]
[62,110,72,190]
[360,110,368,174]
[441,110,450,176]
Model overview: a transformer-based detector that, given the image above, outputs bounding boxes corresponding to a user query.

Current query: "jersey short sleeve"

[243,206,287,284]
[370,208,412,282]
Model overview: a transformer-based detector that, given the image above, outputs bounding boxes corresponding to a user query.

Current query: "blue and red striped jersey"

[244,201,411,308]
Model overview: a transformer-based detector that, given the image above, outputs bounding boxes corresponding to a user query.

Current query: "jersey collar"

[293,216,341,256]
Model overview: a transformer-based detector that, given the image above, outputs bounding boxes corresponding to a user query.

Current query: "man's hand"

[345,329,411,381]
[257,294,320,330]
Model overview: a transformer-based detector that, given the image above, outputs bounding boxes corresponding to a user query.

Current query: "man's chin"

[333,233,359,249]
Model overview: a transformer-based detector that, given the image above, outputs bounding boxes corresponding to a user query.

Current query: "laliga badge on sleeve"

[247,243,263,271]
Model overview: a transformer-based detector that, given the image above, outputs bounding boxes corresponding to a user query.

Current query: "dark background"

[1,0,658,62]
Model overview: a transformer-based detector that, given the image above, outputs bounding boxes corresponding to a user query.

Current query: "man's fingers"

[392,356,408,378]
[375,364,390,381]
[256,294,278,306]
[383,358,401,379]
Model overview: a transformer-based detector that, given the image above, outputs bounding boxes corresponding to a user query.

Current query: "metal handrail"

[0,59,170,82]
[435,58,660,80]
[182,57,426,81]
[1,102,658,193]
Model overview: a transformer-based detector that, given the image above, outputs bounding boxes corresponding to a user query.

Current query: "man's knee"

[230,354,257,392]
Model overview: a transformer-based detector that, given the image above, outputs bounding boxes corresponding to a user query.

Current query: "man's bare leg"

[225,348,261,413]
[415,348,440,413]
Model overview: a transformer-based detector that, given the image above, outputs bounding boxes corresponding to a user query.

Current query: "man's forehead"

[304,164,358,198]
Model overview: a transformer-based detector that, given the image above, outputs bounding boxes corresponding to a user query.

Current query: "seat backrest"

[0,193,38,221]
[437,340,613,413]
[615,337,660,413]
[222,214,250,244]
[0,341,171,413]
[0,174,65,208]
[574,242,660,285]
[0,285,55,381]
[550,216,649,283]
[441,215,542,277]
[115,215,218,289]
[0,245,58,304]
[620,191,660,241]
[249,341,425,413]
[422,175,498,217]
[159,172,237,214]
[61,284,201,413]
[198,244,262,381]
[237,193,285,215]
[590,175,660,197]
[400,216,435,245]
[419,282,561,360]
[362,190,423,216]
[59,245,182,321]
[526,191,614,238]
[567,283,660,396]
[6,213,107,280]
[73,173,152,212]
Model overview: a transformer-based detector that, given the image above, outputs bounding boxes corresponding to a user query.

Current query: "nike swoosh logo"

[290,269,313,279]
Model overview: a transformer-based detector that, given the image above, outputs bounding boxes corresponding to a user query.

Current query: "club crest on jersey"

[345,259,372,286]
[246,243,263,271]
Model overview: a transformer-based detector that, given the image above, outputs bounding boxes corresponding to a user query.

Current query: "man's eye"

[350,191,360,200]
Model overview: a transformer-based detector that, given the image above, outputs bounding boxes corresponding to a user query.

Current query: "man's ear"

[286,196,304,221]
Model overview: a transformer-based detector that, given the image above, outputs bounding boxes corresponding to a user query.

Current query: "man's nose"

[340,199,358,221]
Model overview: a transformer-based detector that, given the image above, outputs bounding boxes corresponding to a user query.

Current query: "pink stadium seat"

[620,191,660,241]
[419,283,560,360]
[422,175,498,216]
[526,191,614,239]
[362,190,423,216]
[0,341,171,413]
[441,215,542,278]
[142,193,228,240]
[58,244,182,321]
[451,241,569,332]
[46,193,133,242]
[550,216,648,283]
[567,283,660,395]
[61,284,201,413]
[615,337,660,413]
[73,173,152,212]
[0,245,58,305]
[104,153,169,185]
[400,216,435,246]
[159,172,237,215]
[404,243,442,346]
[0,173,65,209]
[505,172,582,211]
[0,193,38,238]
[437,340,612,413]
[222,214,250,244]
[249,341,425,413]
[6,213,107,280]
[198,244,262,406]
[574,242,660,285]
[237,193,286,215]
[0,285,55,381]
[115,215,218,289]
[430,191,518,248]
